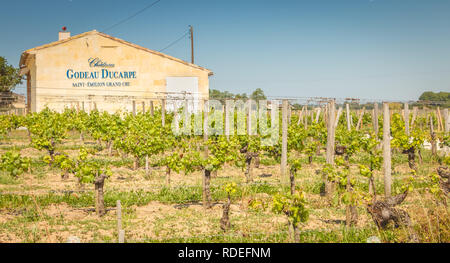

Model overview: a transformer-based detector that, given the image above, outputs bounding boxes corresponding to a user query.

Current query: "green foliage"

[335,128,364,157]
[359,131,382,173]
[205,135,239,171]
[26,108,69,157]
[74,148,111,184]
[321,163,337,183]
[391,113,425,151]
[248,197,268,212]
[209,89,250,101]
[45,153,76,178]
[289,159,302,174]
[443,155,450,166]
[160,151,184,174]
[272,191,309,227]
[63,108,90,136]
[440,134,449,148]
[0,115,13,136]
[0,56,23,92]
[87,110,124,147]
[0,151,31,177]
[0,115,25,137]
[250,88,267,101]
[116,112,171,161]
[288,123,307,153]
[418,91,450,103]
[223,182,237,195]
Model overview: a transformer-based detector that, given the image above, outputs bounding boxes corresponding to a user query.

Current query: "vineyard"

[0,100,448,243]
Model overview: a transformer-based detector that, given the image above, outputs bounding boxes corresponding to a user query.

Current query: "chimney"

[59,26,70,41]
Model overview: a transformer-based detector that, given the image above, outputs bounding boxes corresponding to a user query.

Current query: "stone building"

[19,30,213,113]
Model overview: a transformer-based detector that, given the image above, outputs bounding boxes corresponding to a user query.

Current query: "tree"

[418,91,450,107]
[209,89,234,102]
[208,88,266,102]
[419,91,450,102]
[250,88,267,101]
[234,93,248,100]
[0,56,22,92]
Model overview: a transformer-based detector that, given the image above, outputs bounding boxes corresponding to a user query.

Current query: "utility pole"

[190,25,194,64]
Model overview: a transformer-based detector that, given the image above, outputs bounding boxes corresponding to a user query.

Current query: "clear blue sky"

[1,0,449,101]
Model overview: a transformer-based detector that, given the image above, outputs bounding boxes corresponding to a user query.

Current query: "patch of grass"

[140,231,290,243]
[19,208,43,223]
[0,174,21,185]
[259,157,278,166]
[155,186,202,204]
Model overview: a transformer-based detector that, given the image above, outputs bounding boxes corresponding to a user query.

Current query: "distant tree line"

[418,91,450,103]
[209,88,267,102]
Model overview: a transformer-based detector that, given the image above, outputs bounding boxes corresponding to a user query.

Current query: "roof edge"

[20,30,213,75]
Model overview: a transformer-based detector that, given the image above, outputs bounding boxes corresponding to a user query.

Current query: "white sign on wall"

[165,77,199,112]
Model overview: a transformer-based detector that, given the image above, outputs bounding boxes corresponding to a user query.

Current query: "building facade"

[19,30,213,113]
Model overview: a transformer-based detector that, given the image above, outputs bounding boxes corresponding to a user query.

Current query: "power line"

[159,30,190,52]
[102,0,162,33]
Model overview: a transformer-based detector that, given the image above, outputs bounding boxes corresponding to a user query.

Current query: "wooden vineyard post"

[202,99,212,209]
[430,116,437,156]
[118,230,125,244]
[145,155,149,175]
[81,101,85,112]
[225,100,230,140]
[203,99,209,142]
[314,107,321,123]
[132,100,136,116]
[297,106,303,125]
[174,101,180,135]
[304,106,308,129]
[346,103,351,131]
[117,200,124,243]
[281,99,288,181]
[437,107,443,132]
[411,106,418,129]
[383,102,391,198]
[142,101,146,114]
[150,100,154,115]
[325,99,336,197]
[247,99,253,135]
[404,102,409,136]
[334,106,342,129]
[350,114,353,127]
[161,99,166,126]
[373,103,379,135]
[288,104,292,124]
[356,107,365,131]
[444,108,449,133]
[185,98,190,135]
[117,200,122,232]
